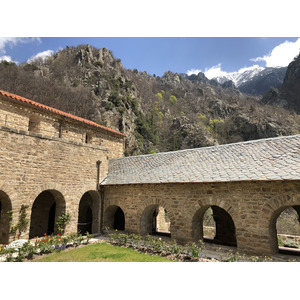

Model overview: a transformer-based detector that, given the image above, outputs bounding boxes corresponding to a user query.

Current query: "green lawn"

[33,242,173,262]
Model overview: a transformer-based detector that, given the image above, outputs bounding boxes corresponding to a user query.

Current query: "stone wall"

[0,96,125,159]
[0,126,108,240]
[103,181,300,255]
[0,94,124,243]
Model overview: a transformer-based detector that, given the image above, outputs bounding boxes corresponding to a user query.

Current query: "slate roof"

[0,90,125,137]
[101,134,300,185]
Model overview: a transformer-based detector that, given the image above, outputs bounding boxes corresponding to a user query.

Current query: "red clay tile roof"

[0,90,125,137]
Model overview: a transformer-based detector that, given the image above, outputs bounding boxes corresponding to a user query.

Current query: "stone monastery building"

[0,89,299,256]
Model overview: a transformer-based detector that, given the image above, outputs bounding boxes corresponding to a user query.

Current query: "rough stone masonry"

[0,89,299,256]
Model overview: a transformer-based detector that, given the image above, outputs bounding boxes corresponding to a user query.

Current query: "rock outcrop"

[0,44,299,156]
[262,54,300,113]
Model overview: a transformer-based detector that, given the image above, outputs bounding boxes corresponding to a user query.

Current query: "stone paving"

[102,134,300,185]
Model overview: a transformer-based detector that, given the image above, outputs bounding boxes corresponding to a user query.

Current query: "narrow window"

[28,115,41,133]
[58,122,63,138]
[85,133,92,144]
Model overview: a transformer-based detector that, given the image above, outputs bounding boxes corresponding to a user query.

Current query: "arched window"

[193,205,237,247]
[140,205,171,237]
[29,190,65,238]
[0,191,12,244]
[77,191,100,234]
[103,205,125,231]
[275,206,300,254]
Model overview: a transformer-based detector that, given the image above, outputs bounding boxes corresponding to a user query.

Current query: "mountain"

[0,45,299,156]
[261,53,300,113]
[238,67,287,95]
[211,66,287,95]
[213,66,265,87]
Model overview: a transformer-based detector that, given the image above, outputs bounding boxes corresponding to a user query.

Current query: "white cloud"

[0,55,14,62]
[187,64,231,79]
[27,50,54,63]
[186,64,230,79]
[0,37,41,54]
[251,38,300,67]
[0,37,18,54]
[204,63,229,79]
[186,68,202,76]
[187,38,300,82]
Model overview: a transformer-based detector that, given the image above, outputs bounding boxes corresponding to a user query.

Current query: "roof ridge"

[110,134,300,162]
[0,89,125,137]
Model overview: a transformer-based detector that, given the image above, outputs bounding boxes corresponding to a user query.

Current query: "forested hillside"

[0,45,299,155]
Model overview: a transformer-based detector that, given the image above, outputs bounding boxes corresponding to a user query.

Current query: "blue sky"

[1,37,299,77]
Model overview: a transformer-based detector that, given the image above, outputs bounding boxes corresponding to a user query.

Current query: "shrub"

[283,239,300,249]
[94,61,103,68]
[169,95,178,105]
[108,91,122,107]
[7,205,29,239]
[277,235,283,246]
[56,212,71,235]
[104,101,114,111]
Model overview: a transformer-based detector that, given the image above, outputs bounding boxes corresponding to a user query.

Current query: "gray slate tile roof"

[101,134,300,185]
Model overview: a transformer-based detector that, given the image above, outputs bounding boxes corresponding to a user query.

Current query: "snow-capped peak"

[211,65,265,87]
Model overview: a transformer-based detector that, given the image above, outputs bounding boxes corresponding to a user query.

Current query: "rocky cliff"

[262,53,300,113]
[0,44,299,155]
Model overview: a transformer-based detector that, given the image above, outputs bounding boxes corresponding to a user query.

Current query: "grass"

[33,242,174,262]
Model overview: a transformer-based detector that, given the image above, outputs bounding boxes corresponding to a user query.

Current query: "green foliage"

[8,205,29,239]
[197,113,208,123]
[56,212,71,235]
[277,235,283,246]
[108,91,122,107]
[23,64,39,72]
[0,60,16,67]
[190,243,200,257]
[0,232,88,262]
[283,239,300,249]
[94,61,103,68]
[155,92,163,102]
[124,80,133,91]
[148,149,157,154]
[117,106,125,115]
[220,251,241,262]
[164,210,170,222]
[104,101,114,111]
[134,113,157,145]
[249,255,273,262]
[34,243,172,262]
[169,240,183,254]
[169,95,178,105]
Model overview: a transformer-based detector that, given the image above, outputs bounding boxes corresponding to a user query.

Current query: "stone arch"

[77,190,101,234]
[103,205,125,231]
[29,189,66,238]
[267,196,300,254]
[257,192,300,254]
[192,202,237,247]
[140,202,173,237]
[186,195,239,228]
[28,183,69,208]
[0,184,19,212]
[0,190,12,244]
